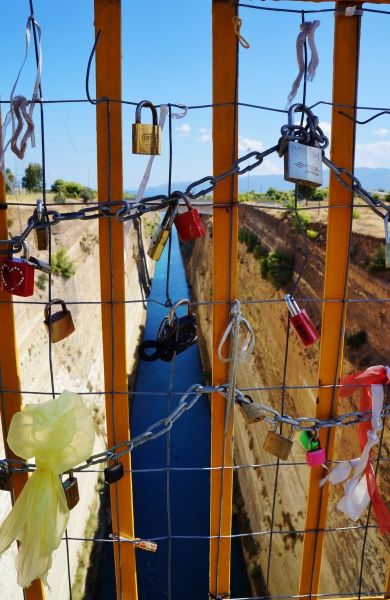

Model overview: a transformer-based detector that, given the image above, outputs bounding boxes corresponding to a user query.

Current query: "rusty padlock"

[0,461,12,491]
[239,394,266,424]
[34,199,49,251]
[62,472,79,510]
[172,192,206,242]
[0,241,35,297]
[132,100,161,155]
[263,423,295,461]
[285,294,319,347]
[44,299,75,343]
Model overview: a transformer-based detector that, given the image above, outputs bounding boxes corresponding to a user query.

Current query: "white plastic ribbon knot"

[0,391,95,588]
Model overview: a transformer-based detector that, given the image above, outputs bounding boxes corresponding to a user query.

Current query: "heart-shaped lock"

[0,241,34,297]
[44,298,75,343]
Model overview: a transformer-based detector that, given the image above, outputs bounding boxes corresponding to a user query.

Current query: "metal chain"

[4,384,389,476]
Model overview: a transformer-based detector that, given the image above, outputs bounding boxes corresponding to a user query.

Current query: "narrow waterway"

[91,231,251,599]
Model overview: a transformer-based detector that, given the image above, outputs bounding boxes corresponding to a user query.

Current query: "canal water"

[92,230,251,599]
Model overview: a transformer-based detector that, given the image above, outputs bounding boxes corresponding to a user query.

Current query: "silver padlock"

[281,104,323,188]
[239,395,265,424]
[384,213,390,268]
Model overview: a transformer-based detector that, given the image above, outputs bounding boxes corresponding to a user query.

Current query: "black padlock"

[0,462,12,491]
[62,473,79,510]
[104,461,124,484]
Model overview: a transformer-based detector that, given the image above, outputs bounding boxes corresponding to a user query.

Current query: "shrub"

[345,330,367,350]
[36,273,47,291]
[291,209,311,232]
[54,191,66,204]
[261,250,293,289]
[306,229,319,240]
[64,181,83,198]
[352,209,360,219]
[80,187,96,202]
[253,244,268,260]
[51,248,76,279]
[367,246,386,273]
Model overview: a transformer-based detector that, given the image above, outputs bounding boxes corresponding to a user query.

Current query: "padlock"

[0,241,35,297]
[285,294,320,347]
[132,100,161,155]
[299,430,319,452]
[239,395,266,424]
[44,298,75,343]
[281,104,323,188]
[134,539,158,552]
[104,460,124,484]
[28,255,51,274]
[147,201,179,261]
[384,213,390,268]
[0,462,12,491]
[305,431,326,467]
[34,199,49,251]
[62,472,79,510]
[263,423,295,461]
[171,192,206,242]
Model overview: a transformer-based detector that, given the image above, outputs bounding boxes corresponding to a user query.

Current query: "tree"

[5,168,15,193]
[22,163,42,192]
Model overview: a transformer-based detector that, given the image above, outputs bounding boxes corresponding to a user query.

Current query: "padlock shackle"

[167,298,191,327]
[170,190,192,210]
[44,297,68,321]
[36,199,43,222]
[135,100,158,125]
[285,293,301,317]
[160,199,179,230]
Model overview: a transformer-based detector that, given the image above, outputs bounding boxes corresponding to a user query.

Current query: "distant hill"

[127,167,390,196]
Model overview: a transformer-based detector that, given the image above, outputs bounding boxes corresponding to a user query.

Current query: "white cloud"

[320,121,331,139]
[238,136,263,152]
[355,140,390,168]
[196,129,211,143]
[198,128,209,134]
[176,123,191,137]
[373,128,390,136]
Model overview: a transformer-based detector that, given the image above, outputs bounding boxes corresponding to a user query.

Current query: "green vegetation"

[367,246,386,273]
[5,168,15,192]
[297,185,328,202]
[260,250,294,289]
[352,208,360,219]
[36,273,47,291]
[51,178,96,201]
[306,229,319,240]
[345,330,367,350]
[51,248,76,279]
[22,163,42,192]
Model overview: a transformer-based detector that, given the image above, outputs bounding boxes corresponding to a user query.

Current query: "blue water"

[94,231,252,599]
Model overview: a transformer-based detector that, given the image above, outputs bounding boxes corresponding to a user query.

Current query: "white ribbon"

[320,383,384,521]
[1,16,42,189]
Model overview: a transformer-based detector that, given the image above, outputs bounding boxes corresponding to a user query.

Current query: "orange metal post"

[299,3,361,596]
[0,126,45,598]
[210,1,238,597]
[94,1,138,598]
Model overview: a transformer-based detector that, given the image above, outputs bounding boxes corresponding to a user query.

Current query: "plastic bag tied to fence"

[0,390,95,588]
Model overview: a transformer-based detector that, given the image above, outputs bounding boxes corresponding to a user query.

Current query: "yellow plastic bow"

[0,390,95,588]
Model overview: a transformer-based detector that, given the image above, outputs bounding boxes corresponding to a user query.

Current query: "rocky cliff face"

[0,206,155,599]
[184,205,390,597]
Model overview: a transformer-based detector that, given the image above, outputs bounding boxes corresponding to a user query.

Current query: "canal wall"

[183,205,390,597]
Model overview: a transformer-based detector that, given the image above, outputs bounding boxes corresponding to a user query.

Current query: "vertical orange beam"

[0,126,45,598]
[210,1,238,597]
[299,3,361,596]
[94,1,138,599]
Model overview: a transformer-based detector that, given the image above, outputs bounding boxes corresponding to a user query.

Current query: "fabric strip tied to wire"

[286,20,320,107]
[0,390,95,588]
[320,365,390,535]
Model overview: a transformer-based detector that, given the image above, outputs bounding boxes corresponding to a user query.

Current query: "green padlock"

[299,430,319,451]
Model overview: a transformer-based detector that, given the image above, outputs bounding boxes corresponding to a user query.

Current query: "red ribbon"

[340,366,390,535]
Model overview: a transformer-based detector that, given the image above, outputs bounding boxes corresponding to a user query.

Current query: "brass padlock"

[280,104,323,188]
[62,473,79,510]
[132,100,161,155]
[44,298,75,343]
[34,199,49,251]
[147,201,179,261]
[239,395,266,424]
[263,423,295,461]
[384,213,390,268]
[0,461,12,491]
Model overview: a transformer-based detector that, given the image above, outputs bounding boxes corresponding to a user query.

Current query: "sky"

[1,0,390,192]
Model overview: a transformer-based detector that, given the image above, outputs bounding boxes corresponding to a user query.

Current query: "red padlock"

[172,192,206,242]
[285,294,319,347]
[0,241,35,297]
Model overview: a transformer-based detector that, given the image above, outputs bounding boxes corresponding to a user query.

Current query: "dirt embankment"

[0,204,155,599]
[184,205,390,597]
